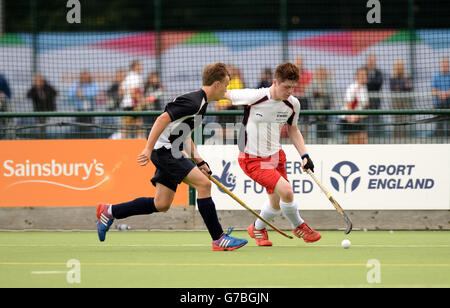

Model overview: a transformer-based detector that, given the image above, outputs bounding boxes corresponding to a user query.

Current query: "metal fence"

[1,110,449,144]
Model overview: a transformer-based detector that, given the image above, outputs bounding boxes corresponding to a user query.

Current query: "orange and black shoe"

[212,227,248,251]
[293,222,322,243]
[247,223,273,246]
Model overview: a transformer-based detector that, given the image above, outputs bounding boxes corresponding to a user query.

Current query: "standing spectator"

[0,73,11,139]
[431,58,450,137]
[293,56,313,138]
[256,68,272,88]
[27,74,58,139]
[143,71,165,130]
[68,70,98,138]
[365,54,384,137]
[389,60,413,138]
[342,68,369,144]
[307,67,333,139]
[120,60,145,139]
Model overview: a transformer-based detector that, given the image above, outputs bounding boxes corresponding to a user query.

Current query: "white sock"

[255,201,281,230]
[280,200,304,229]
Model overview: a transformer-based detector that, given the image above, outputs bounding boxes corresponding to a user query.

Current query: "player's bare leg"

[183,167,212,199]
[153,183,175,212]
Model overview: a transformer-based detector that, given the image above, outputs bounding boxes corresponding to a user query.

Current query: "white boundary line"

[31,271,67,275]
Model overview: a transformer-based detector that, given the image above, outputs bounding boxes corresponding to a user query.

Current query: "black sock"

[197,197,224,241]
[111,197,158,219]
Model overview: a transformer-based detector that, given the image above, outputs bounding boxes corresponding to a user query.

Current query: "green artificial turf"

[0,230,449,288]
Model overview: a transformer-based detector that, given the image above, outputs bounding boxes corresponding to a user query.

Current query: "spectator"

[0,73,11,139]
[256,68,272,88]
[68,70,98,138]
[307,67,333,139]
[27,74,58,139]
[215,65,244,142]
[143,71,165,130]
[101,68,126,136]
[106,69,126,111]
[293,56,313,138]
[0,72,11,111]
[120,60,145,139]
[389,60,413,138]
[342,67,369,144]
[431,58,450,137]
[365,54,384,137]
[144,72,165,111]
[216,65,244,111]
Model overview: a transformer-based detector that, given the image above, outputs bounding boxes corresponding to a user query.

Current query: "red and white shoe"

[247,223,273,246]
[293,222,322,243]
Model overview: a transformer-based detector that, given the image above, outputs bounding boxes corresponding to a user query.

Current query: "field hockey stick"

[306,169,353,234]
[208,175,293,239]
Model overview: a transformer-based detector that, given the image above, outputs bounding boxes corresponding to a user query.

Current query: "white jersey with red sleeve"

[344,82,369,110]
[229,87,300,157]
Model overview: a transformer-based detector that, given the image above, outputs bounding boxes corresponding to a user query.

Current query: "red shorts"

[238,150,288,194]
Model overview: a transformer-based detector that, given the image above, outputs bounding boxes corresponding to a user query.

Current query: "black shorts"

[150,147,196,192]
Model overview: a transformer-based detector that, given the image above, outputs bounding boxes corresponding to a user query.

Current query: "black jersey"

[154,89,208,151]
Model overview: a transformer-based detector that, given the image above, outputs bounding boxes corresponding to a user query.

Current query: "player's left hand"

[301,154,314,173]
[137,148,151,167]
[197,160,212,176]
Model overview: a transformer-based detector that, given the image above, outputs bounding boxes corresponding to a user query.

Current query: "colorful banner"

[198,144,450,210]
[0,140,188,207]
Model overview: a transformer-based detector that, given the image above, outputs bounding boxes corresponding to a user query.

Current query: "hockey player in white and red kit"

[223,62,322,246]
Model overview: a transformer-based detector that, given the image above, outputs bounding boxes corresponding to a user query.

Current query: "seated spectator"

[389,60,413,138]
[293,55,313,138]
[216,65,244,111]
[0,72,11,139]
[144,72,165,111]
[27,74,58,139]
[215,65,244,142]
[342,67,369,144]
[256,68,272,88]
[143,71,165,131]
[106,69,126,111]
[68,70,99,138]
[431,57,450,137]
[307,67,333,139]
[0,72,11,111]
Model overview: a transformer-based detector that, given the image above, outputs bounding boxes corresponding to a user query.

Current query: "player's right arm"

[225,88,266,106]
[137,112,171,166]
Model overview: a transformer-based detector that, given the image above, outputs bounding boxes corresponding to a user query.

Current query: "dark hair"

[202,63,230,86]
[274,62,300,82]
